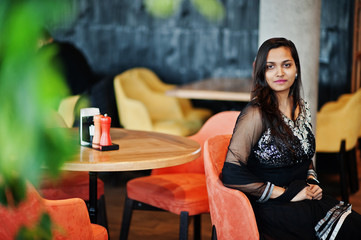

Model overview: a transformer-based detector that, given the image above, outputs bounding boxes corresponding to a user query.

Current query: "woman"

[222,37,361,240]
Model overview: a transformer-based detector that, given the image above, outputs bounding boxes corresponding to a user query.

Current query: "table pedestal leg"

[89,171,98,223]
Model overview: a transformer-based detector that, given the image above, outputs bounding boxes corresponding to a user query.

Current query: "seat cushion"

[40,171,104,201]
[127,173,209,215]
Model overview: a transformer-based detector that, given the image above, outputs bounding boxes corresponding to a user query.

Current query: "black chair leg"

[211,225,217,240]
[193,214,201,240]
[180,211,189,240]
[97,195,108,231]
[120,195,134,240]
[339,141,349,203]
[347,148,359,193]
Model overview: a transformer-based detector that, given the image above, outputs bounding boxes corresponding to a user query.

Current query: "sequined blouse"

[222,99,316,203]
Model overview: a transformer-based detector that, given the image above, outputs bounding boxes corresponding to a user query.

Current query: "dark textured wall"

[51,0,353,109]
[53,0,259,85]
[318,0,354,108]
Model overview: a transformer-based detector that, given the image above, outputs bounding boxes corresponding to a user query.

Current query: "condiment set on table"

[79,108,119,151]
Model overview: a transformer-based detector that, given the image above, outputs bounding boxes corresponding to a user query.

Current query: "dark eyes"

[266,63,292,70]
[284,63,291,68]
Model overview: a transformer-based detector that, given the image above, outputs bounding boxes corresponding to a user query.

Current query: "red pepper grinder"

[92,114,103,149]
[100,114,112,146]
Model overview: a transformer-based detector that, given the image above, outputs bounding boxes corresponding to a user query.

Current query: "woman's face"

[265,46,297,96]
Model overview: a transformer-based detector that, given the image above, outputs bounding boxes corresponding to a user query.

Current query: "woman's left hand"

[307,184,323,200]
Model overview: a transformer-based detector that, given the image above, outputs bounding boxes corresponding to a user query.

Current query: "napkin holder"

[80,108,100,146]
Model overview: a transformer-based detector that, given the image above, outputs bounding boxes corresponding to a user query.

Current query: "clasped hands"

[291,183,323,202]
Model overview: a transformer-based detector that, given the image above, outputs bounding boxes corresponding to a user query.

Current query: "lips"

[274,79,287,83]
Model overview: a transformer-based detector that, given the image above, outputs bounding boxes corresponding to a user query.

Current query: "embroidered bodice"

[251,100,315,168]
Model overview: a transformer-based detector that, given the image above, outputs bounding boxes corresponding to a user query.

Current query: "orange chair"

[0,184,108,240]
[39,171,107,227]
[120,111,240,240]
[203,134,259,240]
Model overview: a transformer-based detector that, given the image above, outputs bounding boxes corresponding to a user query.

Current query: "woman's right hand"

[290,186,312,202]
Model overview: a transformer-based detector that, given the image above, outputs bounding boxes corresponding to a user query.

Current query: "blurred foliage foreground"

[0,0,76,239]
[0,0,224,238]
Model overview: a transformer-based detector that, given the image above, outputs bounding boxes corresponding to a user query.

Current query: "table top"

[62,128,201,172]
[166,77,253,101]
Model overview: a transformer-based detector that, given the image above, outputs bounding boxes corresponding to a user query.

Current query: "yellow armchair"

[316,89,361,202]
[319,93,352,113]
[133,67,176,92]
[113,73,199,136]
[121,70,186,122]
[56,94,90,128]
[319,90,361,142]
[57,95,81,128]
[129,67,212,122]
[113,75,153,131]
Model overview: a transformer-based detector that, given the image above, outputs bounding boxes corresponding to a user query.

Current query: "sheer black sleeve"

[222,104,273,202]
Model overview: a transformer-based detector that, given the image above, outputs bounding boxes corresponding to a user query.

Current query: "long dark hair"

[251,37,302,145]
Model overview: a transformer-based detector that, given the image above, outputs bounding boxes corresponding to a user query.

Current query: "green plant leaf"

[16,212,53,240]
[0,0,75,206]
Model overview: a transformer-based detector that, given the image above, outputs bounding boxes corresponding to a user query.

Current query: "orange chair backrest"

[0,184,95,240]
[152,111,240,175]
[204,135,259,240]
[0,185,44,240]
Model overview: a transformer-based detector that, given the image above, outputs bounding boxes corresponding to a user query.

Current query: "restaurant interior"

[1,0,361,240]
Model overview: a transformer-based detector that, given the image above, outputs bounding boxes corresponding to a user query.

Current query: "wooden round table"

[166,77,252,102]
[63,128,201,223]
